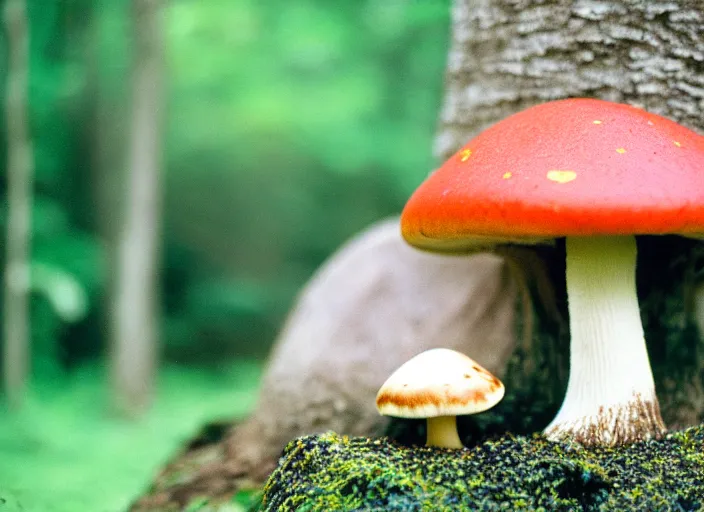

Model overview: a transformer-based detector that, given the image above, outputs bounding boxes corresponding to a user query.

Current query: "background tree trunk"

[438,0,704,427]
[91,0,130,255]
[3,0,34,409]
[110,0,164,417]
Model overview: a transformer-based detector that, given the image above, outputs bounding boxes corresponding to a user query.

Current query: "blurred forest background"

[0,0,451,510]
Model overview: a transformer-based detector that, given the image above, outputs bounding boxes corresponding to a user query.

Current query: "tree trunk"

[438,0,704,427]
[110,0,163,417]
[91,0,130,251]
[3,0,34,409]
[437,0,704,159]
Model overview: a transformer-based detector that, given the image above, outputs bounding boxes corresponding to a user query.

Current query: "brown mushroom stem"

[426,415,463,449]
[544,235,666,445]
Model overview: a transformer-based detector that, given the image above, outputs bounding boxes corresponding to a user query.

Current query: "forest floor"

[0,361,261,512]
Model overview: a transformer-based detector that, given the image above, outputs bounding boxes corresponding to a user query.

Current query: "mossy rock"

[259,427,704,511]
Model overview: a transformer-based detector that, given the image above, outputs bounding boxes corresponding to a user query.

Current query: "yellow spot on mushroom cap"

[616,148,626,154]
[459,149,472,162]
[674,141,682,147]
[546,170,577,184]
[502,172,512,179]
[592,120,602,125]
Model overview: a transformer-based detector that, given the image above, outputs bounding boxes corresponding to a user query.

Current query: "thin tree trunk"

[91,0,129,251]
[90,0,129,414]
[3,0,34,409]
[110,0,163,417]
[438,0,704,427]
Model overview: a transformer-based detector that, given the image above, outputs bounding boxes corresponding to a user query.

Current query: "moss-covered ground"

[260,427,704,511]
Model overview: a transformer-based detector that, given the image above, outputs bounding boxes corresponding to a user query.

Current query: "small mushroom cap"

[401,98,704,252]
[375,348,505,418]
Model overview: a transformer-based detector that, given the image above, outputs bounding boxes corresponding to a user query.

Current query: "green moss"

[260,426,704,511]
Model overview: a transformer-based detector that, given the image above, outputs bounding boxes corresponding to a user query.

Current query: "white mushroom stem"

[544,235,665,445]
[426,415,463,449]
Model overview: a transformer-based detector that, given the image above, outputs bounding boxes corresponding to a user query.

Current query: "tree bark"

[110,0,164,417]
[438,0,704,427]
[3,0,34,409]
[437,0,704,159]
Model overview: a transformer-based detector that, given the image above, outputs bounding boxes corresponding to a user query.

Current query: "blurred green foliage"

[0,1,451,508]
[0,0,450,370]
[162,0,450,360]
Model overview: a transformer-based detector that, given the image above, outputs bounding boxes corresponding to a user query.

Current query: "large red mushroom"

[401,98,704,446]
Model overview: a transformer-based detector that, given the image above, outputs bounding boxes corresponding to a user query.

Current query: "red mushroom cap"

[402,98,704,251]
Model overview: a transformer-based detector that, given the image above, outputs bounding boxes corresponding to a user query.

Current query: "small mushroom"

[375,348,505,449]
